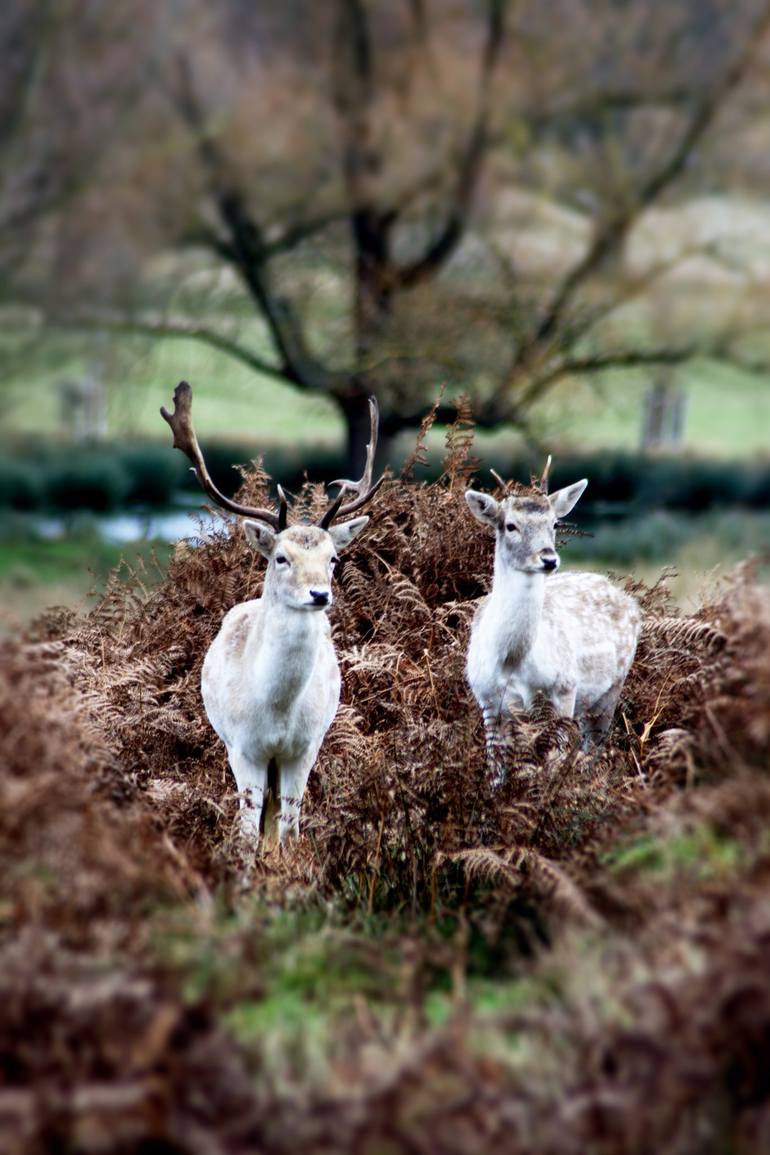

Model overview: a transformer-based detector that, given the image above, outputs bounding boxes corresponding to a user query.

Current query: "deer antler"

[540,454,553,494]
[320,397,384,528]
[489,460,552,495]
[161,381,287,530]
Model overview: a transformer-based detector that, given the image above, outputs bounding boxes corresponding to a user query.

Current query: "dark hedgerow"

[0,437,769,513]
[46,454,133,511]
[0,455,45,509]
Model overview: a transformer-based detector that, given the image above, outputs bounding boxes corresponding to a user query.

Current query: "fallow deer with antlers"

[465,460,641,774]
[161,382,382,844]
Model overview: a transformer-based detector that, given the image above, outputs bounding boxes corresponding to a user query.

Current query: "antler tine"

[490,468,508,491]
[320,396,384,528]
[540,454,553,494]
[275,485,289,532]
[160,381,282,530]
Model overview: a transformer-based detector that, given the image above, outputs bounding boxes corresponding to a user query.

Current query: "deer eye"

[275,555,290,566]
[505,522,519,533]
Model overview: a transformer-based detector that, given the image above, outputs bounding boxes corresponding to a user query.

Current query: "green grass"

[171,820,756,1077]
[566,509,770,604]
[600,824,746,883]
[0,527,171,587]
[0,525,173,629]
[0,329,342,444]
[149,893,555,1070]
[0,326,767,457]
[527,359,770,458]
[151,900,406,1066]
[564,509,770,566]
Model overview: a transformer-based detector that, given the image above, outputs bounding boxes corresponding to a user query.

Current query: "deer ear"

[465,490,501,528]
[549,479,588,520]
[243,519,276,558]
[329,516,369,551]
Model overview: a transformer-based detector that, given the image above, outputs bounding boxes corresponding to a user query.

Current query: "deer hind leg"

[277,755,314,844]
[227,748,268,844]
[580,684,622,749]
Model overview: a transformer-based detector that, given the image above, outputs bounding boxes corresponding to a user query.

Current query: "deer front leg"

[277,755,314,844]
[482,695,519,789]
[480,676,530,787]
[550,685,577,718]
[228,748,267,843]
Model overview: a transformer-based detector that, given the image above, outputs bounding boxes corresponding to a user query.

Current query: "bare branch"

[522,2,770,355]
[525,86,700,135]
[554,346,701,377]
[553,242,726,355]
[333,0,376,208]
[40,308,293,385]
[260,210,351,259]
[407,0,429,47]
[172,55,335,395]
[215,189,337,390]
[532,341,770,395]
[394,0,509,290]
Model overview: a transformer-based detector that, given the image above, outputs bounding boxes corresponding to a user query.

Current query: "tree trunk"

[640,378,688,451]
[343,208,397,473]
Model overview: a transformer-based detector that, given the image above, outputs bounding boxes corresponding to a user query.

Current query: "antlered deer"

[161,382,382,844]
[465,463,641,772]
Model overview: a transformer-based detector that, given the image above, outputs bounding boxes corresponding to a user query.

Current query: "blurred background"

[1,0,769,626]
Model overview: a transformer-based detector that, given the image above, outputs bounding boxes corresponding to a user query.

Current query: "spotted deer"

[464,463,641,771]
[161,382,382,844]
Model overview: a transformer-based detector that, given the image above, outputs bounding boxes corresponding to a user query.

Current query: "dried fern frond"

[401,387,444,480]
[13,424,768,924]
[441,394,479,490]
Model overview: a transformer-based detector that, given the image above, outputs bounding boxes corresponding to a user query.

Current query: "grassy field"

[2,326,769,457]
[1,329,341,443]
[529,358,770,456]
[0,527,173,632]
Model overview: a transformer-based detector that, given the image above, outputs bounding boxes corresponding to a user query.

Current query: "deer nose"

[541,553,558,572]
[310,589,330,606]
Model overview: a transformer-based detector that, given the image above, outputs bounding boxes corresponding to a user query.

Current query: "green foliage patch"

[601,823,745,881]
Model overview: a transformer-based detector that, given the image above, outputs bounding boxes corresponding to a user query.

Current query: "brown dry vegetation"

[1,415,769,1154]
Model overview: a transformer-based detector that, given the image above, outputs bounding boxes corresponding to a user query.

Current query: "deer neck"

[246,589,327,709]
[487,559,545,664]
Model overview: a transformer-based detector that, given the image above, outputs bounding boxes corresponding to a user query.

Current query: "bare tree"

[8,0,770,466]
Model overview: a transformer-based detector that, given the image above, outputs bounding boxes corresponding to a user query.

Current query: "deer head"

[161,381,382,607]
[465,461,587,575]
